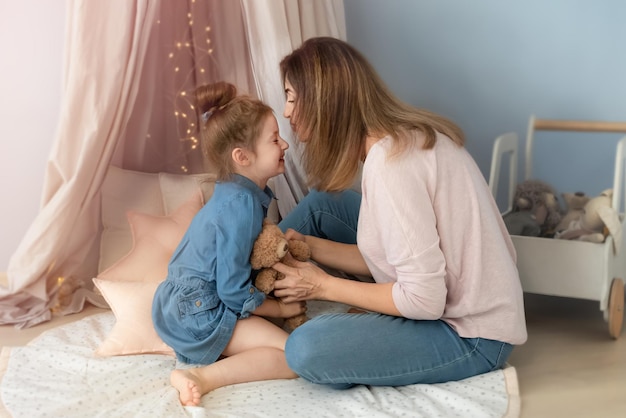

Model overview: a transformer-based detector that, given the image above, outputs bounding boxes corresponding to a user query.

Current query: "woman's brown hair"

[280,37,464,192]
[196,81,273,180]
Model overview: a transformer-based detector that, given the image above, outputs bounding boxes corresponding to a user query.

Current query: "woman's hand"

[283,228,306,242]
[284,232,372,277]
[274,255,403,317]
[272,258,328,303]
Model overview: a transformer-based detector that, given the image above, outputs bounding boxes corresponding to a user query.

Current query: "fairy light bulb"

[165,10,216,172]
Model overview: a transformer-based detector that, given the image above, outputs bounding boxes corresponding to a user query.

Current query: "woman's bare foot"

[170,369,203,406]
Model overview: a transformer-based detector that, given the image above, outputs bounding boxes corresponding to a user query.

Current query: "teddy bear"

[556,189,622,253]
[250,218,311,329]
[502,179,562,237]
[555,191,590,233]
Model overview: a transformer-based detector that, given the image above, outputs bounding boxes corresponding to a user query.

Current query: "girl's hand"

[272,259,327,303]
[278,299,307,318]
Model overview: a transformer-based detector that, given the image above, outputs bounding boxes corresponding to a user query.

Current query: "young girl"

[152,81,304,406]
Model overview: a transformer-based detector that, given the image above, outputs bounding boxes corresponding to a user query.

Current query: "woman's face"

[283,78,307,142]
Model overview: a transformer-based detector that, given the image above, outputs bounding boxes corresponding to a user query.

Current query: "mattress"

[0,302,520,418]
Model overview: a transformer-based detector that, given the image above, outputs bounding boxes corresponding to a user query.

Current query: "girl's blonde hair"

[280,37,465,192]
[196,82,273,180]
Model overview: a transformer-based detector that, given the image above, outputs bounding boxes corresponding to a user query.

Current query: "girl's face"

[245,114,289,188]
[283,78,307,142]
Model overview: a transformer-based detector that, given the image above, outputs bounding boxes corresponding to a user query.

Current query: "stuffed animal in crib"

[503,179,562,237]
[555,191,590,233]
[502,211,542,237]
[556,189,622,252]
[250,218,311,329]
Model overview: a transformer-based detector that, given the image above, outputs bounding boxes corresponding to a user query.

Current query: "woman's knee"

[284,316,346,374]
[279,189,361,241]
[284,323,318,374]
[284,320,355,389]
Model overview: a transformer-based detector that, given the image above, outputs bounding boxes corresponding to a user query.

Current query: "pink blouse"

[357,132,527,345]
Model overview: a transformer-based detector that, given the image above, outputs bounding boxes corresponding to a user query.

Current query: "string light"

[161,4,216,173]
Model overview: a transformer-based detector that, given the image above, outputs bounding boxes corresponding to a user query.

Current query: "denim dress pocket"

[177,288,222,341]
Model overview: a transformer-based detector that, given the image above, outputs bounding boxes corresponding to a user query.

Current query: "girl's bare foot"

[170,369,203,406]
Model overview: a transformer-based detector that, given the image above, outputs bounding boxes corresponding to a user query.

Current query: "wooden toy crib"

[489,116,626,339]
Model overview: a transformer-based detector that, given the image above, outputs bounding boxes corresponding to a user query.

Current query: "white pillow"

[95,166,280,357]
[94,192,203,357]
[98,166,217,272]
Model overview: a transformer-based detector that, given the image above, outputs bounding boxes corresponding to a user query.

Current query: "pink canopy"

[0,0,346,329]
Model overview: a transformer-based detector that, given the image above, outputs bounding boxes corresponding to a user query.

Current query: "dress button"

[249,287,255,294]
[195,300,202,307]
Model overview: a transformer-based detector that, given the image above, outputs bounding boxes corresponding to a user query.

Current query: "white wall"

[0,0,65,271]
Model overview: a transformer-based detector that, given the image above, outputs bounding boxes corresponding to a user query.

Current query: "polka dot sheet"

[0,302,519,418]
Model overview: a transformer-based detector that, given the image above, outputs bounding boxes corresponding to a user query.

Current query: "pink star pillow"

[93,191,203,357]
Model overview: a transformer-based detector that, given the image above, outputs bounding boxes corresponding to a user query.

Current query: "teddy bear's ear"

[600,189,613,197]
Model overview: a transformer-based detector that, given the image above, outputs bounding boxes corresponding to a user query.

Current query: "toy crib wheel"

[608,278,624,339]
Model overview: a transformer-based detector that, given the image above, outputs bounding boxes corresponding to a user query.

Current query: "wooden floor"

[0,291,624,417]
[509,293,626,418]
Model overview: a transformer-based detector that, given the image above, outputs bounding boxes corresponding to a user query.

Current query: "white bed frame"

[489,116,626,339]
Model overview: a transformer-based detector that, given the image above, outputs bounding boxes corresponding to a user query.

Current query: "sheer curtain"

[242,0,346,216]
[0,0,345,329]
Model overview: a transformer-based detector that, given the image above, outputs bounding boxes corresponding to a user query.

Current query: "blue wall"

[344,0,626,209]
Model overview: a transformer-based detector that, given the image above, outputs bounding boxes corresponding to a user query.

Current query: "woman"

[272,37,527,389]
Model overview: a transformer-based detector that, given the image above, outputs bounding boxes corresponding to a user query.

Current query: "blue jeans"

[278,189,361,243]
[286,313,513,388]
[278,190,513,387]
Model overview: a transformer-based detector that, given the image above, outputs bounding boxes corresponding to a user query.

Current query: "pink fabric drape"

[0,0,345,329]
[116,0,257,174]
[1,0,160,328]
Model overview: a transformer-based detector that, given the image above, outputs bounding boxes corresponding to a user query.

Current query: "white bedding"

[0,303,520,418]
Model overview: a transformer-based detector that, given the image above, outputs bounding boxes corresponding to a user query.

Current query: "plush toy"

[503,179,562,237]
[555,191,590,233]
[250,219,311,329]
[556,189,622,252]
[502,211,542,237]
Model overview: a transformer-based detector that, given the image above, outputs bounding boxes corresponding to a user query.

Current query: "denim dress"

[152,174,271,365]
